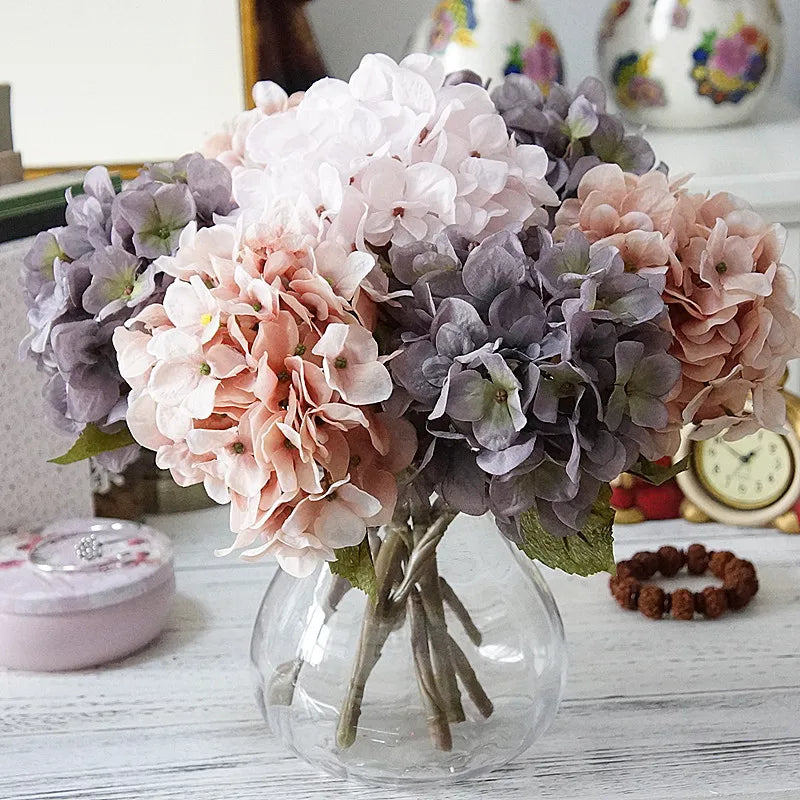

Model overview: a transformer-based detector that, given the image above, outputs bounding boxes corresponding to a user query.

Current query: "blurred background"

[1,0,797,169]
[308,0,800,95]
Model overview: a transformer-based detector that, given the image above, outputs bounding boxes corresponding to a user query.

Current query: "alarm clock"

[675,392,800,531]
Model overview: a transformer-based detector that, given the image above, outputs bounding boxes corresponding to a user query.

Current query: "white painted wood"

[1,507,799,798]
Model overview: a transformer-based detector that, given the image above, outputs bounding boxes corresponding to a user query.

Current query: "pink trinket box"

[0,518,175,671]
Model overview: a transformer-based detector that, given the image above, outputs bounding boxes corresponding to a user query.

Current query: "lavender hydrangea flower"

[20,153,236,473]
[116,184,196,259]
[385,226,680,542]
[474,73,658,199]
[82,247,155,320]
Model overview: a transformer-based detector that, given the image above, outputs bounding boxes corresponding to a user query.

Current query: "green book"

[0,171,123,244]
[0,84,12,152]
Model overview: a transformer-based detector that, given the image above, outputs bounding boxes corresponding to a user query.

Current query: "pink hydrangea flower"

[227,54,558,264]
[556,164,800,439]
[115,208,414,577]
[201,82,304,171]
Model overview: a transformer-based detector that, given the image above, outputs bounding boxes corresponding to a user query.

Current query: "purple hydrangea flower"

[19,154,236,473]
[385,225,680,541]
[485,74,658,198]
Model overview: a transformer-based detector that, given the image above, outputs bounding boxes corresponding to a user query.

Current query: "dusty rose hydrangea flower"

[555,163,800,439]
[115,207,414,577]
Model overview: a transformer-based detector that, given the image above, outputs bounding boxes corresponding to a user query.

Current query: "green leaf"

[330,540,377,604]
[628,456,689,487]
[49,424,136,465]
[518,484,616,577]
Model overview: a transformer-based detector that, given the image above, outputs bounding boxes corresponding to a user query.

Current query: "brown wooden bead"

[638,585,666,619]
[686,543,709,575]
[671,589,694,620]
[709,550,735,580]
[657,546,684,577]
[724,559,758,590]
[726,575,758,607]
[632,551,660,579]
[726,584,754,610]
[616,560,647,581]
[702,587,728,619]
[613,577,641,610]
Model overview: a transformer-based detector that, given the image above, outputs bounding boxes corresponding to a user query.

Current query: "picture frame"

[0,0,261,179]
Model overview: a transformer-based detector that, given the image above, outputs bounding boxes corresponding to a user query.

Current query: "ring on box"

[29,530,138,573]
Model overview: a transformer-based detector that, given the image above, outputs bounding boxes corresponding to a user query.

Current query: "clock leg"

[614,507,646,524]
[680,499,712,524]
[774,511,800,534]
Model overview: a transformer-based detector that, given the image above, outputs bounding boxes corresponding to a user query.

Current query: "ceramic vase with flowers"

[597,0,785,127]
[408,0,565,93]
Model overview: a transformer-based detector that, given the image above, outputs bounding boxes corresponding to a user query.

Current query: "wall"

[0,0,244,167]
[307,0,800,100]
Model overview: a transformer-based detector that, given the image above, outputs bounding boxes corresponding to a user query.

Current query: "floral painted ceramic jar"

[597,0,785,128]
[407,0,565,93]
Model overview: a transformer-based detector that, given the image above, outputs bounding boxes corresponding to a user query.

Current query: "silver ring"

[29,531,137,573]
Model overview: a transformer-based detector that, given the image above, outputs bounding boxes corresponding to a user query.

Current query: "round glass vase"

[250,512,567,786]
[406,0,565,94]
[597,0,785,128]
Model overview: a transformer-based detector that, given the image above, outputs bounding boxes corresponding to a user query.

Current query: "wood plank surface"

[1,509,798,799]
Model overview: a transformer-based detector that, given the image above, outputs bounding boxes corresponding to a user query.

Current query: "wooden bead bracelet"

[609,544,759,621]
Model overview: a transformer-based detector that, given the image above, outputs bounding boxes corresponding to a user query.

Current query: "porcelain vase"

[407,0,565,93]
[597,0,785,128]
[250,512,567,786]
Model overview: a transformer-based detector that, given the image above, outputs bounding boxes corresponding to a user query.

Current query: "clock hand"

[729,455,754,479]
[742,449,759,464]
[720,441,747,462]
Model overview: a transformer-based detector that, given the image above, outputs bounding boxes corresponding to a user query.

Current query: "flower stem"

[335,526,406,749]
[408,588,453,751]
[335,503,493,751]
[417,547,465,724]
[447,633,494,719]
[440,576,482,647]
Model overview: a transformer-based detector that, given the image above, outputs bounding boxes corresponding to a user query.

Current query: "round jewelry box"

[0,518,175,671]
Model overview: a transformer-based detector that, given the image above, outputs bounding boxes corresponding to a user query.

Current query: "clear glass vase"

[250,511,567,786]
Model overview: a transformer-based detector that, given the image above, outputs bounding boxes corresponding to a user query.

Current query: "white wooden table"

[1,508,799,799]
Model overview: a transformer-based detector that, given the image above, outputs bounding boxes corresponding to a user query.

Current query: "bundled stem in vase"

[336,496,494,752]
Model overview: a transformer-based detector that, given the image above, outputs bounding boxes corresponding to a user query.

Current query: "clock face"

[694,430,795,511]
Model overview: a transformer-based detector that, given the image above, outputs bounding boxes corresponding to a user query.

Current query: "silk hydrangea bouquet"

[21,55,800,763]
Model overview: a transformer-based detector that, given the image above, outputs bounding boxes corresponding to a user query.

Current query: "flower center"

[252,301,262,312]
[232,442,245,455]
[470,150,481,158]
[392,207,405,218]
[157,225,171,240]
[334,356,348,369]
[495,388,509,404]
[122,283,134,297]
[277,370,290,382]
[294,344,307,356]
[199,362,211,376]
[200,313,213,325]
[716,261,728,274]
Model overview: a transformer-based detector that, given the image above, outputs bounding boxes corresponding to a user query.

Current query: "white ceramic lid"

[0,518,174,615]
